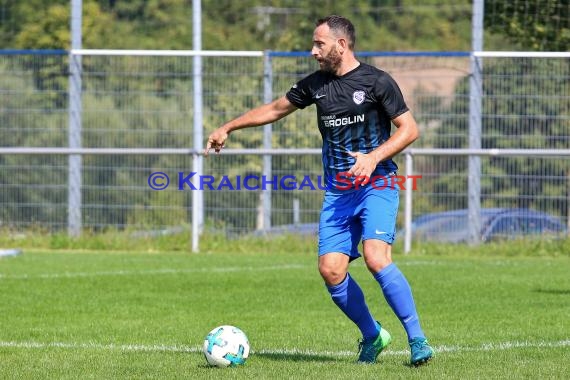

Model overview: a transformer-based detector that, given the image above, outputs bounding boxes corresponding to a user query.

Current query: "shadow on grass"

[254,351,338,362]
[533,288,570,295]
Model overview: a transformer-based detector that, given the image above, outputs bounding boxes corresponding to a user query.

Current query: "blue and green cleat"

[357,325,392,364]
[409,337,434,366]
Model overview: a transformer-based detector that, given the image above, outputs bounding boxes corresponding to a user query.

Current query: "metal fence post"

[68,0,82,237]
[192,0,203,252]
[261,51,273,230]
[191,150,200,252]
[404,151,413,254]
[468,0,484,245]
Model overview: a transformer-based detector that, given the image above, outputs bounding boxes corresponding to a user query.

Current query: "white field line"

[0,264,309,280]
[0,259,539,280]
[0,339,568,357]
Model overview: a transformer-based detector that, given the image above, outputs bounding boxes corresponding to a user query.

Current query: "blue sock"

[374,263,425,341]
[327,273,379,339]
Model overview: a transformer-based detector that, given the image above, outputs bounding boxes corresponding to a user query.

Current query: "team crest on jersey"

[353,90,365,105]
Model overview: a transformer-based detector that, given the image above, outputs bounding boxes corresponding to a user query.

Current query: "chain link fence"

[1,50,568,247]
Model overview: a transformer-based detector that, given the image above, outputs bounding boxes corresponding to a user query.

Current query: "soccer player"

[204,15,434,366]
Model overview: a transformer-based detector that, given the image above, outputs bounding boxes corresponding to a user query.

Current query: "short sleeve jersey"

[286,62,408,192]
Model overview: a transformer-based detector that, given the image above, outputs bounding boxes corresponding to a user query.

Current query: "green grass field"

[0,236,569,379]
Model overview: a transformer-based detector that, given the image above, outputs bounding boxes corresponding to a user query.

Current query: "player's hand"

[204,127,229,156]
[344,151,377,186]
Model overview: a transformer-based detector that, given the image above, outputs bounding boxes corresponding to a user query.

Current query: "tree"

[2,0,478,51]
[13,2,114,49]
[484,0,569,51]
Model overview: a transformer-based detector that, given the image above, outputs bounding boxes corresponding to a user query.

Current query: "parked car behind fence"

[405,208,567,243]
[254,208,567,244]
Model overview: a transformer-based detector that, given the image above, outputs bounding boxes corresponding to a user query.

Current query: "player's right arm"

[204,96,297,155]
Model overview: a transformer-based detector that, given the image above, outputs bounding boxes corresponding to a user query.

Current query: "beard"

[318,47,342,74]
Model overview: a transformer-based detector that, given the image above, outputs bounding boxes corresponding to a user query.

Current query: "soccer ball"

[202,325,250,367]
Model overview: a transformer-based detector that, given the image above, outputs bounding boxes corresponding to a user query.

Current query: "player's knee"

[318,263,346,286]
[363,244,392,272]
[364,256,392,273]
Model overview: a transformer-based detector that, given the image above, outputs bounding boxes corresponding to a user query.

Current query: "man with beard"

[204,15,434,366]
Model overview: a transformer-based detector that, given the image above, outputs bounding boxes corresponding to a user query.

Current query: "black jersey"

[286,62,408,192]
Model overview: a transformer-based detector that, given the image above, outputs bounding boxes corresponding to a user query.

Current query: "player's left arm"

[347,111,419,178]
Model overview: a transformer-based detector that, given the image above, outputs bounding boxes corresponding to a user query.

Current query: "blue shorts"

[318,184,399,259]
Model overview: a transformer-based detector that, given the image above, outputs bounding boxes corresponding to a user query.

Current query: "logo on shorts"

[375,230,387,235]
[353,90,365,105]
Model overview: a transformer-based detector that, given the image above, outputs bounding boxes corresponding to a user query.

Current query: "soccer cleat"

[409,337,434,366]
[357,325,392,364]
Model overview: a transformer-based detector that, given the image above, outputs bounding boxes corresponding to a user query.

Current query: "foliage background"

[2,0,567,51]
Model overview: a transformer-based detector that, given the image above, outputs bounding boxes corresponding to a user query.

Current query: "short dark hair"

[316,15,356,50]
